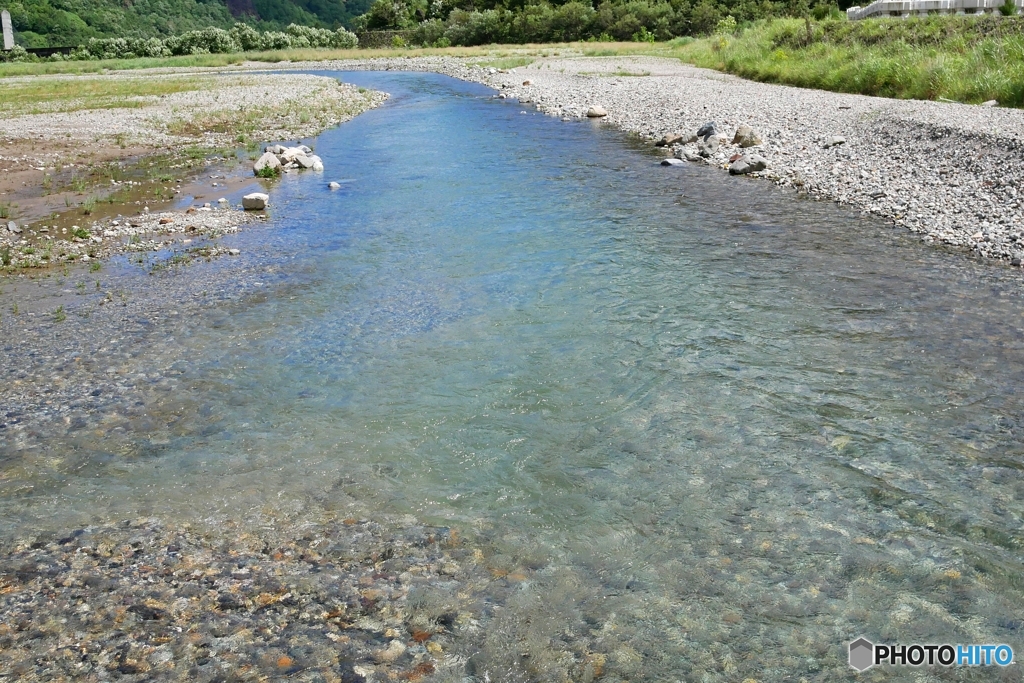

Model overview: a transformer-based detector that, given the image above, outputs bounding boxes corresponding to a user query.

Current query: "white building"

[847,0,1021,19]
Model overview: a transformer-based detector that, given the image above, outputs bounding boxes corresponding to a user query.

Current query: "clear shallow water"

[3,71,1024,679]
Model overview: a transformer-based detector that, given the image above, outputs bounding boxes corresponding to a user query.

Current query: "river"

[1,71,1022,680]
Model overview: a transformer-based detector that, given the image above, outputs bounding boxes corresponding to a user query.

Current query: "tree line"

[355,0,848,46]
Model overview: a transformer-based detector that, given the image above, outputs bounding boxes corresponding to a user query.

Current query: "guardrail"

[848,0,1021,19]
[25,46,74,57]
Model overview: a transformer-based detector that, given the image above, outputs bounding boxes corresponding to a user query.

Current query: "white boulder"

[242,193,269,210]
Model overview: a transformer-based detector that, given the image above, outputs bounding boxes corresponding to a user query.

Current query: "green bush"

[285,23,357,49]
[255,165,280,178]
[0,45,33,62]
[73,36,170,59]
[165,27,239,56]
[410,18,446,46]
[62,21,356,60]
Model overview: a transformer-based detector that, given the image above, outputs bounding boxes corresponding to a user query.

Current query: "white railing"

[847,0,1021,19]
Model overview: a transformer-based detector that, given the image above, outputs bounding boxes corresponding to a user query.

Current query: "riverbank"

[307,54,1024,266]
[0,72,386,271]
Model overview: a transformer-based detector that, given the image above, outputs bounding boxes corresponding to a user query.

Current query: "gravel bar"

[311,55,1024,266]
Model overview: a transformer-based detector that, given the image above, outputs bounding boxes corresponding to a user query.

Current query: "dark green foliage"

[61,23,357,59]
[6,0,370,47]
[374,0,803,46]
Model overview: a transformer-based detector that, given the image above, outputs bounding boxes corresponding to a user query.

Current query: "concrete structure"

[2,10,13,51]
[848,0,1021,19]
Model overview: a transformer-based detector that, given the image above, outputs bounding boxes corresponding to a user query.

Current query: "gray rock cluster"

[660,121,769,176]
[252,144,324,176]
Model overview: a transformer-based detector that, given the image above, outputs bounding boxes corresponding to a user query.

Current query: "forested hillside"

[5,0,373,46]
[353,0,851,45]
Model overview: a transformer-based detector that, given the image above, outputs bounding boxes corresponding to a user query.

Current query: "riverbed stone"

[729,154,768,175]
[698,136,719,158]
[242,193,269,210]
[253,152,282,175]
[697,121,717,140]
[657,132,684,147]
[587,106,608,118]
[661,158,685,166]
[733,124,762,148]
[328,182,341,189]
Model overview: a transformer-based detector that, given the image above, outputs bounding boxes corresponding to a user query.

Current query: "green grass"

[166,80,379,138]
[668,16,1024,106]
[0,73,259,116]
[0,53,245,78]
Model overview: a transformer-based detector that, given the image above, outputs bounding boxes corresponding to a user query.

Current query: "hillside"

[6,0,373,47]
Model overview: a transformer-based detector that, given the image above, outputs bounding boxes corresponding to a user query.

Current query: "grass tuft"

[669,16,1024,106]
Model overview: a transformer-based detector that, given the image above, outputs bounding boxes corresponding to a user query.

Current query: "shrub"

[75,37,171,60]
[0,45,32,62]
[286,23,348,48]
[255,165,280,178]
[230,23,264,51]
[715,15,738,35]
[165,28,239,56]
[363,0,416,30]
[333,27,359,48]
[411,18,447,45]
[633,26,656,42]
